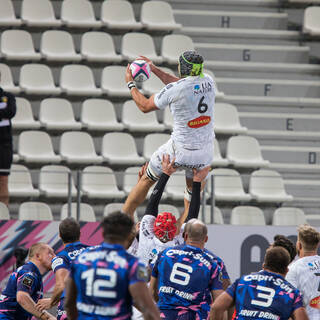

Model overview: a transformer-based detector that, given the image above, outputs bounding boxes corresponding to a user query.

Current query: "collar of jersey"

[260,269,285,280]
[101,242,124,250]
[27,261,41,277]
[65,241,81,248]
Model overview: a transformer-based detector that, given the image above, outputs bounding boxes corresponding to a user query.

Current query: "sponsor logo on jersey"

[193,82,212,95]
[137,265,149,282]
[310,296,320,309]
[188,116,211,128]
[307,260,320,271]
[22,275,34,289]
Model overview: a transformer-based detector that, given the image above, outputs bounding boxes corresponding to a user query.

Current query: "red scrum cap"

[154,212,177,243]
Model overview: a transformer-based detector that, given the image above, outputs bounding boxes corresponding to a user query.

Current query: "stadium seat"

[19,64,61,95]
[212,139,229,167]
[60,203,96,222]
[272,207,307,226]
[0,202,10,220]
[21,0,61,27]
[0,0,21,27]
[19,202,53,221]
[121,33,163,64]
[60,132,103,164]
[60,65,102,96]
[81,32,122,63]
[142,67,175,96]
[82,166,125,199]
[0,64,20,94]
[158,204,180,219]
[101,0,142,30]
[103,203,139,222]
[198,206,224,224]
[143,133,171,160]
[208,168,252,202]
[81,99,123,131]
[141,1,181,31]
[18,131,61,163]
[101,66,131,97]
[39,98,81,130]
[122,100,165,132]
[230,206,266,225]
[61,0,101,28]
[9,164,40,198]
[214,103,248,135]
[41,30,81,62]
[166,173,186,200]
[226,136,270,168]
[161,35,194,64]
[1,30,41,61]
[303,6,320,36]
[12,98,40,130]
[102,133,145,165]
[39,165,77,198]
[249,169,293,203]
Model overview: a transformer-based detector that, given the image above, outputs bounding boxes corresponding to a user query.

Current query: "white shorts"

[147,138,213,180]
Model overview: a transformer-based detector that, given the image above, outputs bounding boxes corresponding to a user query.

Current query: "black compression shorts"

[0,143,13,176]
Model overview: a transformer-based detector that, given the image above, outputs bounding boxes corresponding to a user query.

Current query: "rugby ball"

[130,60,151,82]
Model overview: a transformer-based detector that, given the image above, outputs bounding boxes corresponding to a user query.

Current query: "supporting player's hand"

[125,64,133,83]
[193,166,211,182]
[139,55,155,72]
[161,154,176,176]
[35,298,52,312]
[138,162,149,181]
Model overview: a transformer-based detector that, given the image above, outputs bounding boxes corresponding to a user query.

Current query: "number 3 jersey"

[70,242,149,320]
[154,74,215,150]
[227,270,303,320]
[152,244,223,318]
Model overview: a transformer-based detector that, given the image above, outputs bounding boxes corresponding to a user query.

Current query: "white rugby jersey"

[137,215,184,266]
[127,237,139,257]
[154,74,215,150]
[286,255,320,319]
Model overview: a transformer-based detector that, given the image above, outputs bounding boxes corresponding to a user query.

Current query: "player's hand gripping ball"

[130,60,151,82]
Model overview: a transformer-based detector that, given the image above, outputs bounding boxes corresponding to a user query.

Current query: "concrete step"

[285,179,320,199]
[174,9,288,29]
[197,43,309,63]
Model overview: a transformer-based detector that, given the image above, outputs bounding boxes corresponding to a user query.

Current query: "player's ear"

[204,235,208,243]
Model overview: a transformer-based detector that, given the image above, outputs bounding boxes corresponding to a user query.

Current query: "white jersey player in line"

[286,224,320,320]
[123,51,215,217]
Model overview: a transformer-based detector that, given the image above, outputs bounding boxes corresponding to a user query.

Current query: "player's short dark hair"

[273,235,296,262]
[101,211,134,242]
[179,51,204,77]
[264,247,290,275]
[298,224,320,251]
[59,217,80,243]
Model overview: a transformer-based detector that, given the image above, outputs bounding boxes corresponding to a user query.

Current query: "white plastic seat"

[166,173,186,200]
[81,99,123,131]
[231,206,266,225]
[250,169,293,203]
[12,98,40,130]
[19,64,61,95]
[303,6,320,36]
[122,100,165,132]
[102,133,145,165]
[41,31,81,62]
[142,67,175,96]
[19,202,53,221]
[272,207,307,226]
[214,103,248,135]
[39,98,81,130]
[103,203,139,222]
[18,131,61,163]
[60,203,96,222]
[158,204,180,219]
[60,65,102,96]
[39,165,77,198]
[1,30,41,61]
[101,66,131,97]
[121,33,163,63]
[60,132,103,164]
[21,0,61,27]
[208,168,252,202]
[227,136,270,168]
[0,202,10,220]
[143,133,170,160]
[198,206,224,224]
[161,35,194,64]
[203,69,224,99]
[82,166,125,199]
[141,1,181,31]
[212,139,229,167]
[0,0,21,26]
[0,64,20,94]
[61,0,101,28]
[9,164,40,198]
[81,32,122,63]
[101,0,142,30]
